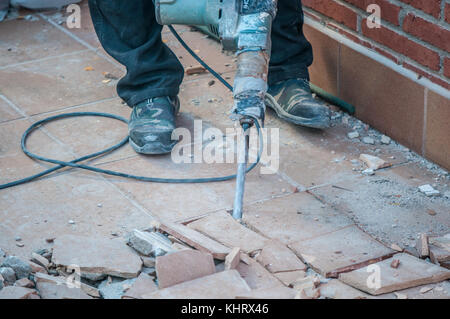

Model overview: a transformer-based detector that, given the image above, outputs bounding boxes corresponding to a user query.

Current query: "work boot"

[265,78,330,129]
[128,96,180,154]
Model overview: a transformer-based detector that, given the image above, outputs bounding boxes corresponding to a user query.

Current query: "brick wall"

[302,0,450,90]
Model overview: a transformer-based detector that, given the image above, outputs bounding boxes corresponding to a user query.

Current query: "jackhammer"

[155,0,278,219]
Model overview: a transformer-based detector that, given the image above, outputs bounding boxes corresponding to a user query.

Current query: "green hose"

[309,83,355,114]
[194,25,355,115]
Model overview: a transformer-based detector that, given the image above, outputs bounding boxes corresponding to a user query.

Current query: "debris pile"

[1,211,448,299]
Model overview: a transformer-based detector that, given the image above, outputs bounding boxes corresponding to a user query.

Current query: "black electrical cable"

[168,26,233,91]
[0,26,264,190]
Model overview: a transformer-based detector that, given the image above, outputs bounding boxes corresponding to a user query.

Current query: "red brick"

[403,13,450,51]
[398,0,441,18]
[403,63,450,90]
[445,58,450,78]
[446,3,450,24]
[362,20,440,70]
[329,23,372,48]
[303,0,358,30]
[374,47,400,64]
[345,0,401,25]
[303,9,323,22]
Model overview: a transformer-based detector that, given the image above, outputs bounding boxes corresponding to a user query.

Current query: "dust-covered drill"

[155,0,278,219]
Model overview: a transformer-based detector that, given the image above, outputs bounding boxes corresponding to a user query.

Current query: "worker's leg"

[268,0,313,86]
[89,0,184,154]
[266,0,329,129]
[88,0,184,107]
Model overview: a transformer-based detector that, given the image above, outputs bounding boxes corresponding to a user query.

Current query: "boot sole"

[265,93,330,129]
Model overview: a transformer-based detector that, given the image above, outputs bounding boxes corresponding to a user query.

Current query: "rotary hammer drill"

[155,0,278,219]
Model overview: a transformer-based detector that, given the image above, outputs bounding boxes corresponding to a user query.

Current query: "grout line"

[337,42,341,97]
[37,13,123,70]
[422,88,428,157]
[0,49,91,70]
[1,94,156,221]
[27,96,120,119]
[0,94,28,118]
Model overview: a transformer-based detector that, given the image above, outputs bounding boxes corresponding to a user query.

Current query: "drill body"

[155,0,278,124]
[155,0,278,219]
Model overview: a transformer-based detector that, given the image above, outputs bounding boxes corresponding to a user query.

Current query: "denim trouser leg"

[88,0,184,107]
[88,0,313,106]
[269,0,313,86]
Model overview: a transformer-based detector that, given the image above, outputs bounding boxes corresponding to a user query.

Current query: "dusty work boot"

[128,96,180,154]
[265,78,330,129]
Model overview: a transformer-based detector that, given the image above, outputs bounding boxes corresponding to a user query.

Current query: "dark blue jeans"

[89,0,313,107]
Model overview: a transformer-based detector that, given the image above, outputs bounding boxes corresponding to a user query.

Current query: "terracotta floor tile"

[289,225,394,277]
[30,98,134,165]
[0,96,23,123]
[42,1,101,49]
[0,118,73,184]
[95,154,291,223]
[0,51,120,115]
[0,172,154,260]
[243,192,353,245]
[0,17,85,67]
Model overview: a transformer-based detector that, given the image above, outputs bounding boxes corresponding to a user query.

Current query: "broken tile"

[98,277,136,299]
[273,271,306,287]
[127,229,173,257]
[359,154,391,170]
[33,272,99,298]
[143,270,251,299]
[188,211,268,254]
[243,192,353,245]
[390,259,400,269]
[389,281,450,299]
[319,279,372,299]
[236,256,283,290]
[256,239,306,273]
[429,245,450,265]
[418,184,440,196]
[339,253,450,295]
[416,233,429,258]
[37,282,92,299]
[224,247,240,270]
[289,225,394,277]
[235,286,297,299]
[52,235,142,279]
[122,273,158,299]
[159,220,231,260]
[0,286,38,299]
[14,278,34,288]
[141,257,155,268]
[156,250,215,289]
[429,234,450,250]
[30,252,49,269]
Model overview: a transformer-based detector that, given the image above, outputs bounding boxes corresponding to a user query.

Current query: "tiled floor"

[0,2,449,276]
